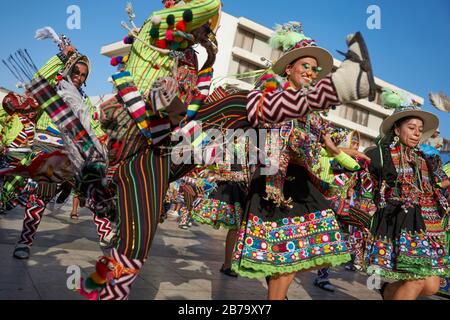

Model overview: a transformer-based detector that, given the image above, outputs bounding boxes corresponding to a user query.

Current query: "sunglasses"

[72,67,88,79]
[302,63,322,74]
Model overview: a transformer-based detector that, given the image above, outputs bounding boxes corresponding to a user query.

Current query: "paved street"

[0,200,446,300]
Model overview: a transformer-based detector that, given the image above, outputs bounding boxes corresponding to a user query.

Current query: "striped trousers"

[18,183,58,246]
[17,183,113,247]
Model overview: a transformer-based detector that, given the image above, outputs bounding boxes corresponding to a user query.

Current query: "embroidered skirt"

[440,277,450,297]
[366,198,450,280]
[232,164,351,279]
[192,181,246,230]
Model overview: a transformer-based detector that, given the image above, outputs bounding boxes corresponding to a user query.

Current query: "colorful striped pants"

[17,183,113,247]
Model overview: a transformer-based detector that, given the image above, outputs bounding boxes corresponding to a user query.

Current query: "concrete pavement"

[0,200,445,300]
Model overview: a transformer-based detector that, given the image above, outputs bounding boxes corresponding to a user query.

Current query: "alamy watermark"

[170,122,286,176]
[66,265,82,290]
[367,5,381,30]
[366,268,382,291]
[67,5,81,30]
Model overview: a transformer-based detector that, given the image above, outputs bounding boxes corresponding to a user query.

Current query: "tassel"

[35,26,62,44]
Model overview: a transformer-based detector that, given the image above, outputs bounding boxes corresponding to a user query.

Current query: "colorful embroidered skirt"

[232,164,351,279]
[192,181,246,230]
[439,277,450,297]
[366,199,450,280]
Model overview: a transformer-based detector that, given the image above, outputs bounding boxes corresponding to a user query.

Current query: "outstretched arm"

[246,76,340,127]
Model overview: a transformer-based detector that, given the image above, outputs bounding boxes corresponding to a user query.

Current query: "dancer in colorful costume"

[191,138,250,277]
[3,41,109,259]
[0,91,38,213]
[78,0,222,300]
[308,129,371,291]
[79,2,377,298]
[231,22,376,300]
[365,90,450,300]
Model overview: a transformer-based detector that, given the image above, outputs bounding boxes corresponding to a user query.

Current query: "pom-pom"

[110,57,119,67]
[166,14,175,26]
[84,277,102,291]
[151,15,162,26]
[112,140,122,151]
[155,39,167,49]
[150,27,160,39]
[183,9,194,23]
[270,23,309,51]
[56,75,63,82]
[381,88,403,109]
[174,33,184,43]
[91,272,108,285]
[122,55,129,63]
[123,36,134,45]
[165,0,175,8]
[179,41,189,49]
[169,41,180,50]
[176,20,187,32]
[264,81,278,92]
[165,30,174,41]
[116,56,124,64]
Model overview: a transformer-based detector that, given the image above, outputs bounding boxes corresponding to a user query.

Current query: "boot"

[332,32,376,103]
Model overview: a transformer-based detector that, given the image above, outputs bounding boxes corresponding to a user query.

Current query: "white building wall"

[0,88,8,102]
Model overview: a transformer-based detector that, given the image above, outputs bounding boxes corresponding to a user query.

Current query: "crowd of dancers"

[0,0,448,300]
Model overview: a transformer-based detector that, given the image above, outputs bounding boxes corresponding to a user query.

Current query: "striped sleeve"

[34,55,65,84]
[186,67,213,120]
[246,76,340,127]
[34,55,65,132]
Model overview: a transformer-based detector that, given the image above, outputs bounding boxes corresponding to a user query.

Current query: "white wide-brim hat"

[380,108,439,143]
[272,46,334,81]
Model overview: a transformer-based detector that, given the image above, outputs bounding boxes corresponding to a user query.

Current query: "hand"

[63,45,77,57]
[323,134,340,157]
[340,148,371,162]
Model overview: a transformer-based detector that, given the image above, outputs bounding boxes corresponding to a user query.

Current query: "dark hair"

[377,116,435,189]
[377,128,398,187]
[394,116,424,130]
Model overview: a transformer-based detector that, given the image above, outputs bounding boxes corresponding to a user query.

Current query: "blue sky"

[1,0,449,145]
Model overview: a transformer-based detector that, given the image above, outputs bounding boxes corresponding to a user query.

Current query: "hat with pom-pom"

[270,22,333,80]
[380,88,439,142]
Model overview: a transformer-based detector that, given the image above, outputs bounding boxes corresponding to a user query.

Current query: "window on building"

[234,28,255,52]
[337,104,369,127]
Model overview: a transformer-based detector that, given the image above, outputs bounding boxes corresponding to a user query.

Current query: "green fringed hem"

[367,266,450,281]
[396,254,435,271]
[192,214,239,231]
[232,253,351,280]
